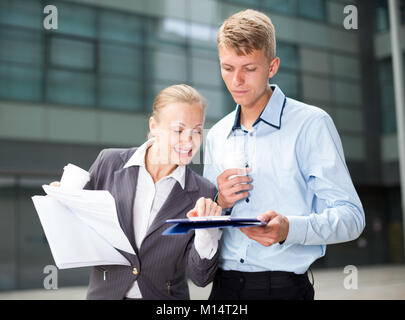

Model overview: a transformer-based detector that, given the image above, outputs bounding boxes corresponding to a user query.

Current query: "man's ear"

[268,57,280,79]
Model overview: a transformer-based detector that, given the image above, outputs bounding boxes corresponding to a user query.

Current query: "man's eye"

[246,68,256,72]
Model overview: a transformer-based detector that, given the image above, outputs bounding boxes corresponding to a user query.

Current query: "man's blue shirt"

[203,85,365,274]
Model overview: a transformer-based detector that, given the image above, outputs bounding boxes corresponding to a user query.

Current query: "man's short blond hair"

[217,9,276,61]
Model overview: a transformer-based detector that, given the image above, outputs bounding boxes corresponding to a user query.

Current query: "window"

[377,58,397,134]
[273,42,300,99]
[46,70,96,107]
[376,0,405,32]
[221,0,326,21]
[50,37,94,70]
[298,0,326,21]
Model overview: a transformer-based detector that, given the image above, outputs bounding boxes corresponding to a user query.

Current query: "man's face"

[219,46,278,109]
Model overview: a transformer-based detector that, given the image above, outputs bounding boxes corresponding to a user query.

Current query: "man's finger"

[257,210,278,222]
[221,175,252,189]
[219,168,249,181]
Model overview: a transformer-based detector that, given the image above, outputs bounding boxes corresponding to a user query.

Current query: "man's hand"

[240,210,289,246]
[216,169,252,209]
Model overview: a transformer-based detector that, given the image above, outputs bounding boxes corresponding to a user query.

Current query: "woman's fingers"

[196,197,206,217]
[186,209,198,218]
[190,197,223,217]
[50,181,61,187]
[204,198,213,216]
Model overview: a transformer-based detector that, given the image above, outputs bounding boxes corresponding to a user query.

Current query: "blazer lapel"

[144,167,198,240]
[111,164,139,255]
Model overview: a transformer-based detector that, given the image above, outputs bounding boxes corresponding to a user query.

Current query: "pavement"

[1,264,404,300]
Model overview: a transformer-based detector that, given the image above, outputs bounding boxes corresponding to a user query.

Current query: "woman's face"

[149,102,204,166]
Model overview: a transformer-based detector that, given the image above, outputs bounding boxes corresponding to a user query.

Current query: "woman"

[51,84,222,300]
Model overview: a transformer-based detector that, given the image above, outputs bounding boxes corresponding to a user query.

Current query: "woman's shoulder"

[96,147,137,165]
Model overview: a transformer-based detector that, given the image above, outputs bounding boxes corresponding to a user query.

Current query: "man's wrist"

[278,216,289,245]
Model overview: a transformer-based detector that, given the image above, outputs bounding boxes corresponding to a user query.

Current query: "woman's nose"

[181,131,193,143]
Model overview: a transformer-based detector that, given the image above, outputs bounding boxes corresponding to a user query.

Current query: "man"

[202,9,365,300]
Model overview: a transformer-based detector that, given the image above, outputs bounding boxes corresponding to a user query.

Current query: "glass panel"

[148,47,188,82]
[263,0,298,15]
[333,80,361,107]
[0,177,17,290]
[0,63,42,101]
[0,27,43,65]
[331,54,360,80]
[50,37,94,70]
[54,1,96,38]
[277,42,299,70]
[191,56,221,87]
[146,17,187,48]
[196,86,228,119]
[47,70,95,107]
[376,0,389,32]
[0,0,42,29]
[99,43,143,78]
[99,77,143,111]
[340,135,365,161]
[99,10,144,45]
[273,71,299,99]
[377,58,396,134]
[227,0,261,6]
[298,0,326,21]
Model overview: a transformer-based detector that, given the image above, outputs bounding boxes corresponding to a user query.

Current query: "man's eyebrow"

[221,62,257,67]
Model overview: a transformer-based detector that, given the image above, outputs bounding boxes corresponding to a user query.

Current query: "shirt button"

[132,267,139,275]
[240,258,244,263]
[245,198,249,203]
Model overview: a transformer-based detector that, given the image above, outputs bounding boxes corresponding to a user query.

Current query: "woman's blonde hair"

[147,84,206,139]
[217,9,276,61]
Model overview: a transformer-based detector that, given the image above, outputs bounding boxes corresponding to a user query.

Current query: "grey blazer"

[84,147,219,300]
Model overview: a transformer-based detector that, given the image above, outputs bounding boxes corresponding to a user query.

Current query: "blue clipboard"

[162,216,266,235]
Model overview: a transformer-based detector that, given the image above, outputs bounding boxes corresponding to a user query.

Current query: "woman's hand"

[187,197,222,218]
[50,181,61,187]
[188,197,223,260]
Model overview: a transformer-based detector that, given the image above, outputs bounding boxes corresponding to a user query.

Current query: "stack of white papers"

[32,185,134,269]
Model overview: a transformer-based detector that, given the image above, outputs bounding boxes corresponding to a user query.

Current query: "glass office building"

[0,0,404,291]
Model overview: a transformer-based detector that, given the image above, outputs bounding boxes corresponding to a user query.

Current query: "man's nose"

[232,69,244,86]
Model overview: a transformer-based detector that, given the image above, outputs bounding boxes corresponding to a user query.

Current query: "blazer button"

[132,267,139,275]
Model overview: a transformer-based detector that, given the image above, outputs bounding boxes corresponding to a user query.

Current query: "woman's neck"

[145,144,178,184]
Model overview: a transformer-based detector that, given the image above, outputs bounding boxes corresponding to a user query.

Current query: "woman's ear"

[149,116,156,137]
[268,57,280,79]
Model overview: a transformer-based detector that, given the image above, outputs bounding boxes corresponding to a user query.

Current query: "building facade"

[0,0,404,291]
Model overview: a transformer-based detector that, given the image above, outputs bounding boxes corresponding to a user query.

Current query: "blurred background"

[0,0,404,298]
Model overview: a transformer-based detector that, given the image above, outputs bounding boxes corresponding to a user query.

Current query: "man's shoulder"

[284,97,330,124]
[206,109,237,140]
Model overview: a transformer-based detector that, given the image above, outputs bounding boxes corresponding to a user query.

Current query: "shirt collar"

[230,84,286,135]
[123,138,186,189]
